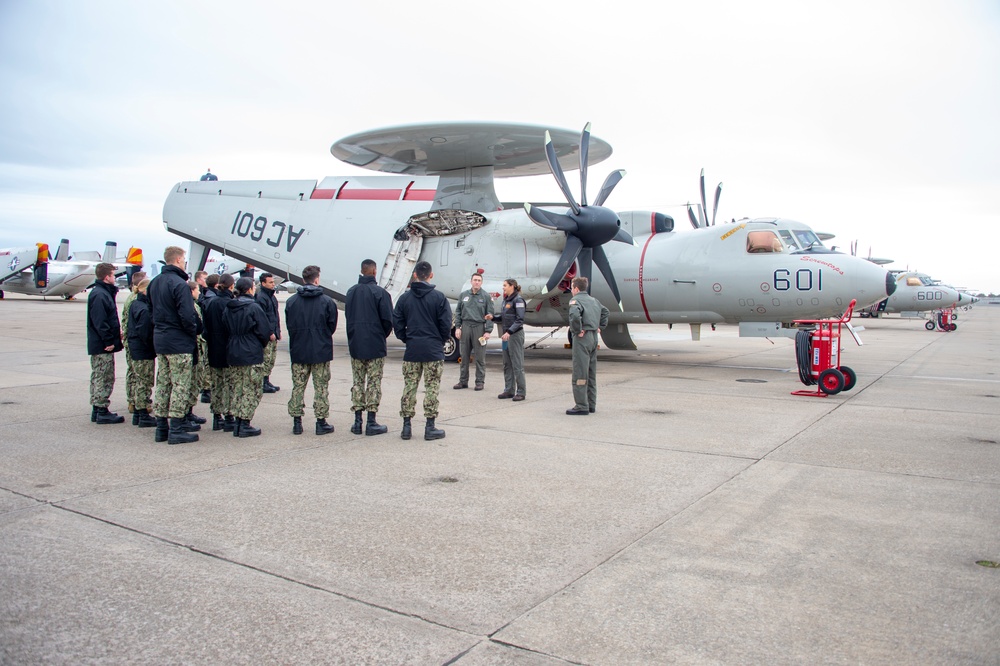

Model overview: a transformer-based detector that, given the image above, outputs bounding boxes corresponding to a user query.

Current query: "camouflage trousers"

[350,356,385,413]
[263,339,277,378]
[124,345,134,409]
[89,353,116,408]
[230,363,264,420]
[288,362,330,418]
[197,336,211,391]
[154,353,194,419]
[210,366,235,416]
[400,360,443,419]
[130,358,155,411]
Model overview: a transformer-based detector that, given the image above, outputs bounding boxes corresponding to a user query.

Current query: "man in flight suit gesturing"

[566,277,609,416]
[452,272,494,391]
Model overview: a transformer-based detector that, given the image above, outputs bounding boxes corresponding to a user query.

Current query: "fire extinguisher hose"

[795,328,815,386]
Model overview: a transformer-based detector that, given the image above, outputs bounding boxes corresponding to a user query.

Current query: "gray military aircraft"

[1,240,143,300]
[161,122,895,355]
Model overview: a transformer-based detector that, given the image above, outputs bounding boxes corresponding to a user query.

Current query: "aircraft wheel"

[925,321,936,331]
[818,368,845,395]
[443,329,459,363]
[840,366,857,392]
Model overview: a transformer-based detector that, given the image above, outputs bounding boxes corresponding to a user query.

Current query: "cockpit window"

[778,229,796,248]
[906,277,922,287]
[746,230,784,253]
[792,229,822,249]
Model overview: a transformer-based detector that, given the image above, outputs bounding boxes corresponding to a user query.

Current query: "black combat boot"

[212,413,225,431]
[135,409,157,428]
[262,376,279,393]
[91,405,99,422]
[401,417,412,440]
[238,418,261,438]
[351,410,363,435]
[200,389,211,404]
[132,411,140,426]
[95,407,125,425]
[232,418,242,438]
[424,418,446,441]
[365,412,387,436]
[168,417,199,444]
[315,418,334,436]
[292,416,303,435]
[186,410,207,425]
[223,414,236,432]
[154,417,169,442]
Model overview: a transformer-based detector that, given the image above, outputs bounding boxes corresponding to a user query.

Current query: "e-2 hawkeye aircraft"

[162,122,895,355]
[1,239,143,300]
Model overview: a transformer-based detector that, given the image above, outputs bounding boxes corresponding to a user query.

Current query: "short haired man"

[255,272,281,393]
[392,260,453,440]
[285,265,339,435]
[147,246,201,444]
[566,277,610,415]
[452,272,494,391]
[120,270,146,420]
[344,259,393,436]
[87,262,125,424]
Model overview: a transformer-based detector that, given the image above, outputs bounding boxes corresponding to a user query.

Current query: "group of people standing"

[87,250,612,445]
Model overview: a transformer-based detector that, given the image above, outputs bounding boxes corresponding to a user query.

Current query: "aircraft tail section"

[1,247,42,283]
[102,242,117,263]
[53,238,70,261]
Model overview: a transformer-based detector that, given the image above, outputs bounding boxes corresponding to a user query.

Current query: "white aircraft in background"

[0,240,144,300]
[161,122,895,357]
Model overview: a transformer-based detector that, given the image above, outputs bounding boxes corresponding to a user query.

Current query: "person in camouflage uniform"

[344,259,393,436]
[148,246,201,444]
[194,270,214,404]
[285,265,339,435]
[255,272,281,393]
[120,270,146,416]
[87,262,125,424]
[566,276,610,415]
[181,280,209,428]
[223,277,271,437]
[125,278,156,427]
[392,261,453,441]
[204,273,236,432]
[452,272,494,391]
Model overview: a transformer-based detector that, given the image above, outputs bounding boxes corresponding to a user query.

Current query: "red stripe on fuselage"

[338,188,403,200]
[403,189,435,201]
[638,233,655,323]
[310,189,336,199]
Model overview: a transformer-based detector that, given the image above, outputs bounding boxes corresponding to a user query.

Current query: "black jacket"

[285,284,339,365]
[500,291,526,335]
[198,285,217,313]
[223,295,271,367]
[255,286,281,339]
[392,281,452,362]
[345,275,393,360]
[147,264,199,355]
[126,293,155,360]
[86,280,123,355]
[203,289,234,369]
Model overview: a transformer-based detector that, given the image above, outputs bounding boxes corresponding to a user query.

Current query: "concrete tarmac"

[1,292,998,664]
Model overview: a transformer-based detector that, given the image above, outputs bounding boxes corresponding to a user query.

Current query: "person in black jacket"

[87,262,125,424]
[496,278,527,401]
[203,273,236,432]
[284,265,339,436]
[147,246,201,444]
[344,259,393,436]
[224,277,272,437]
[125,278,157,427]
[391,260,452,441]
[255,272,281,393]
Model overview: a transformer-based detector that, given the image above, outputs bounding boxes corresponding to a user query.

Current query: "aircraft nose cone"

[885,271,897,296]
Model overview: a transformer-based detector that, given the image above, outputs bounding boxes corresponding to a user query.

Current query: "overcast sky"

[2,0,998,293]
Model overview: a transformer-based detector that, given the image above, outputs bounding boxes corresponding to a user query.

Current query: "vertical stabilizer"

[102,241,117,263]
[54,238,70,261]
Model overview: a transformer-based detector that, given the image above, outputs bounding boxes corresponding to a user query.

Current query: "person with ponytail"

[222,277,272,437]
[496,278,526,401]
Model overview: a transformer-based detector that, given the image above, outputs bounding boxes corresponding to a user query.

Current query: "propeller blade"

[577,247,594,289]
[687,204,700,229]
[593,169,625,207]
[699,169,708,227]
[543,131,581,216]
[592,245,624,308]
[525,203,577,233]
[579,123,591,207]
[712,183,722,226]
[612,227,635,246]
[545,234,584,293]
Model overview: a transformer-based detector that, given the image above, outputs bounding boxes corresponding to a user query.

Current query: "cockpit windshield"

[746,230,784,253]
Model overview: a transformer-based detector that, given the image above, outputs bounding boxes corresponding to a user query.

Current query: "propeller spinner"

[524,124,633,306]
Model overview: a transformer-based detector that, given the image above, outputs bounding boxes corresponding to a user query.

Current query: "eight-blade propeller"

[686,168,723,229]
[524,123,633,306]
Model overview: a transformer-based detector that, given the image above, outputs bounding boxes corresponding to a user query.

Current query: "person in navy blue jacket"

[391,260,452,441]
[87,262,125,424]
[344,259,393,436]
[224,277,272,437]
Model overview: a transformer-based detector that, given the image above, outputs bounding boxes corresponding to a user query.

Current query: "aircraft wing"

[1,248,40,283]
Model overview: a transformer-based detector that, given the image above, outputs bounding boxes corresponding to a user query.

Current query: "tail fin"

[53,238,70,261]
[102,241,117,263]
[126,247,143,265]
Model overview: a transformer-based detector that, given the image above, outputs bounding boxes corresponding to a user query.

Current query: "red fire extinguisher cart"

[792,299,862,397]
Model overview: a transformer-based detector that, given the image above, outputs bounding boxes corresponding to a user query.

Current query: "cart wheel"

[949,323,958,331]
[840,366,857,392]
[925,321,936,331]
[952,313,958,320]
[818,368,845,395]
